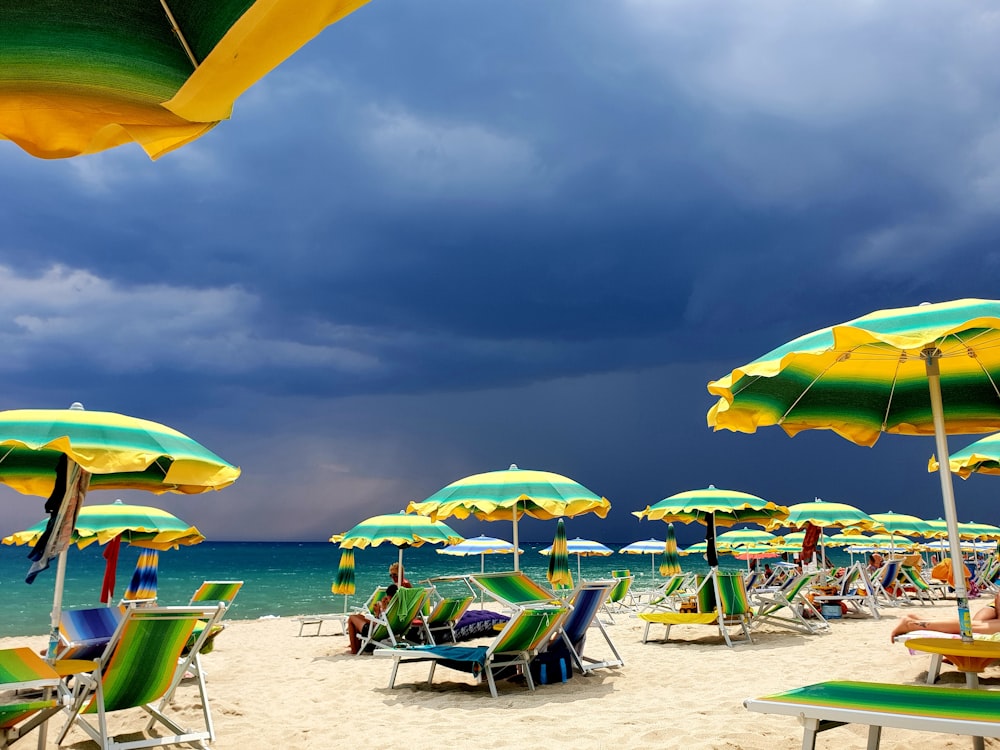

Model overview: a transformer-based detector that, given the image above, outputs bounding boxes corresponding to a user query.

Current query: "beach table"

[904,637,1000,688]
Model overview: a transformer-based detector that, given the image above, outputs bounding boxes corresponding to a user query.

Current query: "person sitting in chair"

[347,584,397,654]
[389,563,412,588]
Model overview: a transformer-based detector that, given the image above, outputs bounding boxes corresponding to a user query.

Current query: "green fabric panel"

[168,0,254,65]
[0,648,41,683]
[473,573,556,605]
[695,576,716,613]
[0,1,188,101]
[758,680,1000,722]
[191,581,242,604]
[495,608,563,653]
[427,596,472,626]
[0,700,55,730]
[717,572,750,615]
[609,573,631,603]
[88,612,196,713]
[0,450,171,492]
[372,587,427,640]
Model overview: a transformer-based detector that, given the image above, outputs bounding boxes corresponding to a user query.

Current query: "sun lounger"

[812,563,879,618]
[745,680,1000,750]
[750,571,829,635]
[1,647,63,749]
[375,603,568,698]
[556,580,623,673]
[639,570,753,647]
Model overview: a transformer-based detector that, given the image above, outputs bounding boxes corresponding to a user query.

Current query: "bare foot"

[890,616,919,641]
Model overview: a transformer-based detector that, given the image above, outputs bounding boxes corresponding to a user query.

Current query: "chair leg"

[388,658,400,689]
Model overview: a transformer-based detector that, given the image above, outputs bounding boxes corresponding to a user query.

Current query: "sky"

[2,0,1000,548]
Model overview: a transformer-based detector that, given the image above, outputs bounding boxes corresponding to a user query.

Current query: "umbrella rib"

[159,1,200,70]
[950,330,1000,402]
[881,354,903,432]
[778,352,851,424]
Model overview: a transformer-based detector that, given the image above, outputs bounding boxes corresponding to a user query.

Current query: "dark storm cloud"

[2,1,1000,541]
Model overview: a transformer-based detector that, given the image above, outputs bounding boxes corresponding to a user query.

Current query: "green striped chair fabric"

[469,572,559,608]
[189,580,243,607]
[56,605,226,750]
[420,595,475,645]
[358,586,430,652]
[750,571,829,634]
[0,647,61,746]
[378,603,569,698]
[639,570,753,647]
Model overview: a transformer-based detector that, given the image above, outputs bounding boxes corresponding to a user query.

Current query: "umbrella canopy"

[618,538,666,577]
[3,499,204,604]
[768,499,880,534]
[0,1,372,160]
[545,519,573,590]
[959,521,1000,541]
[661,524,683,576]
[540,536,613,581]
[122,549,159,604]
[633,485,789,568]
[331,549,356,615]
[3,500,205,551]
[827,532,916,550]
[0,402,239,659]
[437,535,521,574]
[408,464,611,571]
[708,298,1000,640]
[933,431,1000,479]
[330,512,464,582]
[715,528,778,548]
[866,511,933,539]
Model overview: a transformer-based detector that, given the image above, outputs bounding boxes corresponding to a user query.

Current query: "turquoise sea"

[0,541,854,637]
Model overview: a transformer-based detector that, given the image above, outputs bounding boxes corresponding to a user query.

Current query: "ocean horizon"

[0,540,854,637]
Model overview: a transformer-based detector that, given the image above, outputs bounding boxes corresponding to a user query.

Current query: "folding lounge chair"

[639,570,753,647]
[556,580,623,673]
[745,680,1000,750]
[55,607,123,661]
[897,564,937,605]
[601,570,635,623]
[417,595,475,645]
[356,586,430,653]
[56,604,225,750]
[1,647,62,749]
[185,580,243,655]
[870,559,904,607]
[467,572,560,610]
[376,603,569,698]
[812,563,879,619]
[750,571,828,635]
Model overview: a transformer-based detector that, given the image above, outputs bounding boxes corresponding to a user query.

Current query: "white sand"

[4,599,998,750]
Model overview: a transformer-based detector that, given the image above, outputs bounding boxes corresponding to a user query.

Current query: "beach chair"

[601,570,635,623]
[750,571,829,634]
[56,604,225,750]
[897,563,936,605]
[356,586,430,653]
[184,580,243,655]
[555,580,623,673]
[375,603,569,698]
[973,555,1000,593]
[417,594,475,645]
[52,606,123,662]
[869,559,905,607]
[812,563,880,619]
[744,680,1000,750]
[1,647,63,749]
[468,572,560,609]
[639,570,753,647]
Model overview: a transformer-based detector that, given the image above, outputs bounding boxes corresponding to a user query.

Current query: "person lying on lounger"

[347,584,397,654]
[891,593,1000,641]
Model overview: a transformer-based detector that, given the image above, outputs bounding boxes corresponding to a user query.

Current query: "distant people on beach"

[867,552,884,573]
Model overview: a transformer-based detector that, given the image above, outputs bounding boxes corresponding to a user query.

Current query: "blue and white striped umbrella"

[437,535,522,573]
[619,538,666,575]
[539,537,613,580]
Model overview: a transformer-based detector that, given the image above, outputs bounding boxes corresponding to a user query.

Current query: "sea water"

[0,541,853,637]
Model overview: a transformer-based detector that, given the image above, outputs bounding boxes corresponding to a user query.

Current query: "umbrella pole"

[397,548,404,585]
[47,548,69,661]
[651,554,655,577]
[926,352,973,642]
[512,504,520,572]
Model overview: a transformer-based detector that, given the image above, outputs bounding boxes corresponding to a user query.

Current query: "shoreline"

[3,600,998,749]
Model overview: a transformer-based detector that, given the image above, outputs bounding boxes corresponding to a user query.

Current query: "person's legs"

[347,615,364,653]
[892,609,1000,640]
[972,593,1000,622]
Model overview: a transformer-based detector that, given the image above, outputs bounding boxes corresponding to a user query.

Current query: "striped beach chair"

[56,605,226,750]
[468,571,560,610]
[750,571,828,634]
[376,603,569,698]
[418,594,475,645]
[557,580,623,673]
[639,570,753,647]
[1,647,62,749]
[357,586,430,652]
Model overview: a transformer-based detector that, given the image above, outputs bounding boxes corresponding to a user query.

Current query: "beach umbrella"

[959,521,1000,541]
[619,538,666,576]
[330,512,464,584]
[0,1,372,160]
[867,511,933,539]
[408,464,611,571]
[3,498,204,603]
[715,528,778,548]
[539,536,613,581]
[0,402,239,659]
[633,485,789,568]
[331,549,356,615]
[545,520,573,590]
[934,431,1000,479]
[708,298,1000,640]
[122,549,159,604]
[437,535,521,574]
[765,498,880,568]
[661,524,683,576]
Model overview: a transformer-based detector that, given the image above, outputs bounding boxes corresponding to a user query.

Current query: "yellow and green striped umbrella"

[866,511,933,539]
[931,432,1000,479]
[0,1,372,160]
[2,500,204,551]
[330,548,356,614]
[959,521,1000,541]
[660,523,683,577]
[766,498,880,534]
[408,464,611,571]
[330,512,463,583]
[708,298,1000,641]
[0,405,241,498]
[545,519,573,591]
[633,486,789,568]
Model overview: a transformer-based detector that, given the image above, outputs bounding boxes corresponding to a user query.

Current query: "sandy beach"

[4,597,998,750]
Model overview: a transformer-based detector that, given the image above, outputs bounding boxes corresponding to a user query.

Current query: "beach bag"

[529,640,574,685]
